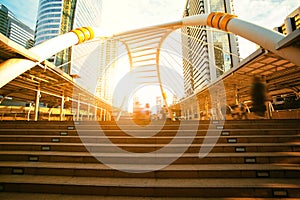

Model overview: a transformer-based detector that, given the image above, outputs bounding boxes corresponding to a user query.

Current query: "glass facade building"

[0,4,34,48]
[34,0,103,77]
[34,0,113,101]
[70,0,103,76]
[180,0,239,120]
[0,4,9,36]
[69,0,110,98]
[54,0,77,73]
[34,0,62,45]
[95,40,117,102]
[182,0,239,96]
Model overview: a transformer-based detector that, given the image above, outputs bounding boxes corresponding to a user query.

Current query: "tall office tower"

[34,0,103,77]
[0,4,34,48]
[274,6,300,35]
[34,0,63,64]
[69,0,103,82]
[54,0,77,72]
[96,40,118,102]
[0,5,10,36]
[34,0,62,46]
[182,0,239,96]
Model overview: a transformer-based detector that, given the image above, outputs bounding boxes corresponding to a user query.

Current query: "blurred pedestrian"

[250,76,266,117]
[160,105,168,120]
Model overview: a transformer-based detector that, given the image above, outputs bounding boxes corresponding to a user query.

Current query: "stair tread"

[0,134,299,138]
[0,174,299,188]
[0,141,299,147]
[1,161,299,171]
[1,150,299,157]
[4,193,295,200]
[0,127,299,130]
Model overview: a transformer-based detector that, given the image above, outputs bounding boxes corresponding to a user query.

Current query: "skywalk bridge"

[0,12,300,121]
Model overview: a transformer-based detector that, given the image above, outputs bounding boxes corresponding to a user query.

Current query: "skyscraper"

[179,0,240,120]
[34,0,116,102]
[0,4,9,36]
[95,40,118,102]
[0,4,34,48]
[182,0,239,95]
[53,0,77,72]
[34,0,103,76]
[69,0,103,76]
[34,0,62,46]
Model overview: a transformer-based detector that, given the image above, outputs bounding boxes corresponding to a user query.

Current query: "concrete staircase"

[0,119,299,199]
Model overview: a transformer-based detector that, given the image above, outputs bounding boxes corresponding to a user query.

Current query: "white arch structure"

[0,12,299,92]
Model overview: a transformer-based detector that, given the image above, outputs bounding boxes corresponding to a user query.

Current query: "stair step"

[0,129,299,137]
[0,120,299,130]
[0,142,299,153]
[0,151,299,164]
[1,162,299,178]
[4,193,297,200]
[0,175,299,197]
[0,135,298,144]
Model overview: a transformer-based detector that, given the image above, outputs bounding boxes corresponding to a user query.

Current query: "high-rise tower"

[0,4,10,36]
[96,40,118,102]
[34,0,103,76]
[34,0,62,46]
[69,0,103,77]
[0,4,34,48]
[34,0,116,102]
[182,0,239,95]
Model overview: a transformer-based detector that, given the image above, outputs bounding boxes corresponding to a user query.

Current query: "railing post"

[60,94,65,121]
[76,99,80,121]
[34,86,41,121]
[94,106,98,121]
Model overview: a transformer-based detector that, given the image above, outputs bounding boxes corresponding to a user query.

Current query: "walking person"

[250,76,267,117]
